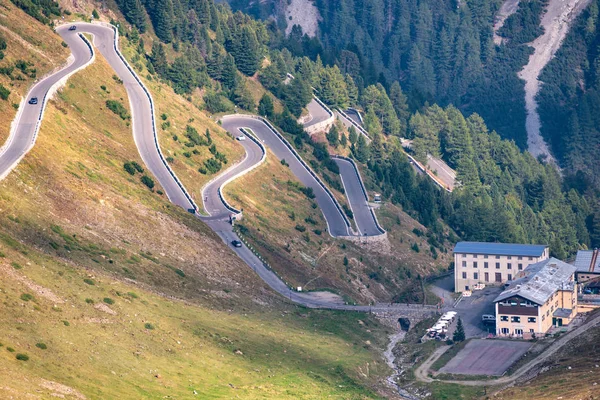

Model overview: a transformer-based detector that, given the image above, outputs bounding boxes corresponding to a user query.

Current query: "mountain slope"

[0,5,395,398]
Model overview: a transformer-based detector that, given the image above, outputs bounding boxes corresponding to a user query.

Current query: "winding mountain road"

[0,21,398,310]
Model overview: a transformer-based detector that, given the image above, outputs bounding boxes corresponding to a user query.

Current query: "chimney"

[590,248,599,273]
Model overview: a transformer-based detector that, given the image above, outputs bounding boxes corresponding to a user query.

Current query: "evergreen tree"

[150,42,168,77]
[232,79,255,110]
[348,126,358,146]
[354,134,370,162]
[345,74,359,107]
[326,125,339,147]
[149,0,174,43]
[453,318,465,342]
[258,93,274,118]
[340,132,348,147]
[221,53,237,90]
[389,81,410,136]
[116,0,146,32]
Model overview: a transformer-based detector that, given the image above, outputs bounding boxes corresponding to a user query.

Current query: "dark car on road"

[69,26,77,31]
[28,97,38,105]
[231,240,242,248]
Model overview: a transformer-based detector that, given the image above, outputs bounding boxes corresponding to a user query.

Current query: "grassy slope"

[0,243,390,399]
[0,7,394,398]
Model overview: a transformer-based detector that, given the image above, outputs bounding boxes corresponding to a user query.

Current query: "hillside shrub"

[0,84,10,100]
[20,293,33,301]
[105,100,130,120]
[35,343,47,350]
[141,175,155,189]
[16,353,29,361]
[103,297,114,305]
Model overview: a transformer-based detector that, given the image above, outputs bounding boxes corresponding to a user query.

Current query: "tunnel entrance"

[398,318,410,331]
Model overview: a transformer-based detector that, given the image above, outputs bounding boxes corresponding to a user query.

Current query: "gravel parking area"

[439,339,532,376]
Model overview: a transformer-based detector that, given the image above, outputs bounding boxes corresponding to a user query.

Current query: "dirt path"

[493,0,521,45]
[519,0,591,163]
[414,345,451,383]
[414,310,600,387]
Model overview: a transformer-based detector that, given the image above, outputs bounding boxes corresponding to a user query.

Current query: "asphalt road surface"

[427,154,456,191]
[334,157,383,236]
[304,98,331,129]
[221,116,350,237]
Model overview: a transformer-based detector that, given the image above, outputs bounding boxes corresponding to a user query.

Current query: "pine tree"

[354,134,370,163]
[453,317,465,342]
[117,0,146,32]
[389,81,409,135]
[258,93,274,118]
[345,74,359,107]
[149,0,174,43]
[340,132,348,147]
[221,53,237,90]
[150,42,168,77]
[232,26,261,76]
[348,126,358,146]
[326,125,339,147]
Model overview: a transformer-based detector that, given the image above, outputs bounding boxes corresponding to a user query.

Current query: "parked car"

[231,240,242,248]
[28,97,38,105]
[69,25,77,31]
[236,135,246,141]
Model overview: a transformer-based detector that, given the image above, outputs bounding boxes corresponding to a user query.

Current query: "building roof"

[553,308,573,318]
[454,242,548,257]
[574,250,600,273]
[494,258,576,305]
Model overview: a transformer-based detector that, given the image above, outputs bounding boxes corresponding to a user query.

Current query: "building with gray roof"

[494,258,578,338]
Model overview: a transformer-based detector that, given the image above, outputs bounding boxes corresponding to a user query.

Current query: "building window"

[500,316,508,321]
[496,262,500,269]
[515,328,523,335]
[518,256,523,260]
[511,316,521,323]
[501,328,509,334]
[473,262,478,268]
[462,254,466,258]
[528,317,536,323]
[462,272,467,279]
[518,263,523,270]
[474,272,478,280]
[484,272,489,282]
[546,310,549,316]
[484,255,488,259]
[496,255,500,259]
[484,262,488,269]
[530,329,535,333]
[508,256,512,260]
[507,263,512,270]
[462,261,466,267]
[473,254,478,259]
[529,257,533,261]
[508,274,512,281]
[542,315,545,321]
[495,273,502,282]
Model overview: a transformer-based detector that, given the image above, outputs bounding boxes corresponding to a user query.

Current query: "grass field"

[0,237,392,398]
